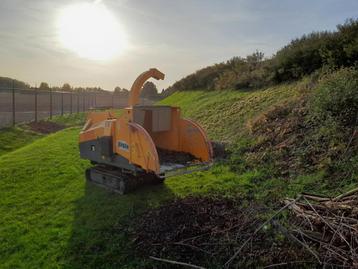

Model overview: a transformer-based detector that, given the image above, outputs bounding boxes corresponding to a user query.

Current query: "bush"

[309,67,358,127]
[272,19,358,82]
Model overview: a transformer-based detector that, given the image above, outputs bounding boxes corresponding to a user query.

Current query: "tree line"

[162,18,358,95]
[0,78,162,100]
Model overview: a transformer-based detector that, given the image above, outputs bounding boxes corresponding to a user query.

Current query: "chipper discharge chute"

[79,68,213,194]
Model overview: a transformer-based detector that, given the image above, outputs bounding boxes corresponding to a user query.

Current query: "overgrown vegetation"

[163,19,358,95]
[162,67,358,198]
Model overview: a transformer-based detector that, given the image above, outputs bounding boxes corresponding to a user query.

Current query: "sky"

[0,0,357,91]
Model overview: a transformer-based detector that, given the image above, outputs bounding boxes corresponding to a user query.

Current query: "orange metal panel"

[128,122,160,173]
[149,107,181,151]
[79,111,116,143]
[113,110,131,161]
[112,108,160,173]
[179,119,213,162]
[87,111,115,124]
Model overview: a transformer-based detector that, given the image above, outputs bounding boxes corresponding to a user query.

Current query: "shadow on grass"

[63,179,175,269]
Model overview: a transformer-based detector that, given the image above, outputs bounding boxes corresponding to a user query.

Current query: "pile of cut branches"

[285,188,358,268]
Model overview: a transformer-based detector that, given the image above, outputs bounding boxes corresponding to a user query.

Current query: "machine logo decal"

[118,140,129,151]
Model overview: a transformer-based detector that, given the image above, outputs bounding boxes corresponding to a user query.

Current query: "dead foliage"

[133,196,313,268]
[28,121,65,134]
[246,98,308,176]
[286,189,358,268]
[245,96,358,179]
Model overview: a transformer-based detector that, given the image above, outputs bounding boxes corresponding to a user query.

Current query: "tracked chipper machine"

[79,68,213,194]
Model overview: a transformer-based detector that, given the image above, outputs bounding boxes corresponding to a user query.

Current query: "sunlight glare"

[57,2,127,61]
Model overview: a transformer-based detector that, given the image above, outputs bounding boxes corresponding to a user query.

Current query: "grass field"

[0,78,356,268]
[0,126,260,268]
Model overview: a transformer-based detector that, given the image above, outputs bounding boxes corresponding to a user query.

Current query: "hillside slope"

[161,68,357,196]
[160,81,303,142]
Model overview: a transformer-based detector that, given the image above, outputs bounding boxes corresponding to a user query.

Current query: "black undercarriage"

[85,165,164,194]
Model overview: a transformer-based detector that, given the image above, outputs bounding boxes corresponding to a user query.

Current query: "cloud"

[0,0,357,89]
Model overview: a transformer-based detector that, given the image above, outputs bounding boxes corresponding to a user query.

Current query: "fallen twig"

[149,256,206,269]
[333,187,358,202]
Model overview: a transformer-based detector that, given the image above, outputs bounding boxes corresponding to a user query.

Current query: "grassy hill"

[0,67,357,268]
[160,81,302,142]
[161,68,357,197]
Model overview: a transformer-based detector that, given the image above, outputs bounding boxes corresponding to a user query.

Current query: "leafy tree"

[140,81,159,99]
[39,82,50,91]
[0,77,29,90]
[62,83,72,92]
[114,87,129,97]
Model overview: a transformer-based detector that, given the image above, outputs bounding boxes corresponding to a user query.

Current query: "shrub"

[309,67,358,127]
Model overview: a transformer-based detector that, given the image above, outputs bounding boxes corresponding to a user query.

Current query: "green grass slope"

[160,82,303,142]
[0,127,43,156]
[160,69,357,196]
[0,127,255,268]
[0,112,88,157]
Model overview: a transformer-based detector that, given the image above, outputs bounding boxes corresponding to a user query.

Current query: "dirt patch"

[28,121,65,134]
[132,196,313,268]
[211,141,228,159]
[157,148,197,165]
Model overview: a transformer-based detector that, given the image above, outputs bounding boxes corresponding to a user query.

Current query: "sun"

[57,2,127,61]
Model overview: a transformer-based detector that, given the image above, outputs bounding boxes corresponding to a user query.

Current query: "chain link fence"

[0,84,131,128]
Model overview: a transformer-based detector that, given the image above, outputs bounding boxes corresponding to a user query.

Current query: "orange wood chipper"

[79,68,213,194]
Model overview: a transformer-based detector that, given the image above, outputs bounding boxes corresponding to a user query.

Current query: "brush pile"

[285,188,358,268]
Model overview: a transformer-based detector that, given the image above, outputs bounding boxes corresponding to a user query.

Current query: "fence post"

[82,93,85,112]
[50,88,53,119]
[112,92,114,109]
[61,92,64,116]
[34,88,38,122]
[12,80,15,126]
[70,93,73,114]
[77,91,79,113]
